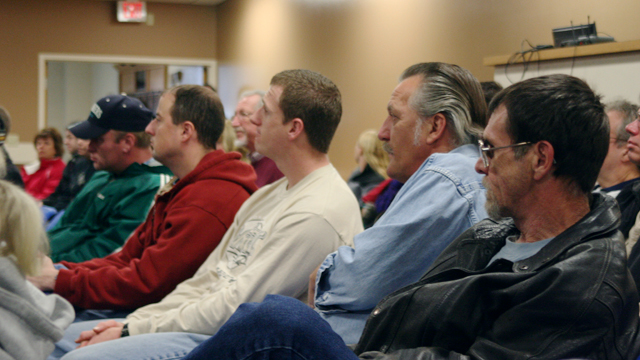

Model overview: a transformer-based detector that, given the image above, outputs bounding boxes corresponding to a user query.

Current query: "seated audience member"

[480,80,503,107]
[347,129,388,206]
[46,95,172,263]
[232,90,284,186]
[0,106,24,187]
[50,69,363,360]
[311,62,488,344]
[21,127,66,200]
[360,178,403,228]
[596,101,640,240]
[182,74,640,360]
[621,106,640,298]
[28,85,257,319]
[0,179,74,360]
[216,119,238,152]
[43,123,95,214]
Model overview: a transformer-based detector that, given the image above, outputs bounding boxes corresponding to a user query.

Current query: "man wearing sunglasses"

[181,74,640,360]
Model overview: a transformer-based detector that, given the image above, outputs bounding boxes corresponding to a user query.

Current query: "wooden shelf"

[484,39,640,66]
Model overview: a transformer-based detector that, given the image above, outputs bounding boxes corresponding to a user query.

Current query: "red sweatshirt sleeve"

[54,203,234,310]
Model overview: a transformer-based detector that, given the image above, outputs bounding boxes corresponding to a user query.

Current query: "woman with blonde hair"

[216,119,250,163]
[347,129,389,205]
[0,180,73,359]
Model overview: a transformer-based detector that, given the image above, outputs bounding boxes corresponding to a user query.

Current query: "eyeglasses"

[478,139,532,168]
[234,111,253,119]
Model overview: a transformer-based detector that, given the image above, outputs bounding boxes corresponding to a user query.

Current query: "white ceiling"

[92,0,227,6]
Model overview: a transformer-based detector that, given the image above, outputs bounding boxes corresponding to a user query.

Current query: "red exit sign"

[117,1,147,23]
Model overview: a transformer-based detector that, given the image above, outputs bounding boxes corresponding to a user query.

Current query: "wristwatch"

[120,323,129,338]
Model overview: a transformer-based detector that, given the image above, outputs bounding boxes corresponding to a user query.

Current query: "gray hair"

[605,100,639,146]
[239,90,266,112]
[400,63,487,147]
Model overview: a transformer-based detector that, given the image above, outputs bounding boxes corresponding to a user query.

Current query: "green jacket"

[48,161,172,263]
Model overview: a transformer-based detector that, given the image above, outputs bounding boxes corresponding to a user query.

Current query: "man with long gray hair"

[309,62,488,344]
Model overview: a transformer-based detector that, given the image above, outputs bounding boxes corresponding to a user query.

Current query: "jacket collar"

[462,193,621,272]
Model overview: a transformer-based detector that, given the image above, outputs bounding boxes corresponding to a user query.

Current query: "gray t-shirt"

[487,235,553,267]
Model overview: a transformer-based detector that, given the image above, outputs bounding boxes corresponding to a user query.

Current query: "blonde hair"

[218,120,237,153]
[0,180,48,276]
[357,129,389,179]
[217,120,250,163]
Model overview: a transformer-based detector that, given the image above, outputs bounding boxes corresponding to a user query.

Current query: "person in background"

[42,122,96,223]
[0,106,24,187]
[347,129,389,206]
[595,100,640,243]
[360,178,403,229]
[216,119,240,153]
[481,81,503,107]
[619,105,640,299]
[0,179,74,360]
[232,90,284,186]
[21,127,66,200]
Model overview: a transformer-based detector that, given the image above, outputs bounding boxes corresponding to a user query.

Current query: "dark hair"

[481,81,503,108]
[270,69,341,154]
[0,107,9,146]
[400,63,487,146]
[489,74,608,195]
[34,127,64,157]
[168,85,226,149]
[0,106,11,134]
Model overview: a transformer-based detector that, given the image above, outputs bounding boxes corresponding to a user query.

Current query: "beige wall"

[0,0,217,144]
[216,0,640,178]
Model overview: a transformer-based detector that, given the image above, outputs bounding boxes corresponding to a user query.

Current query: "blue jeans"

[49,319,210,360]
[183,295,359,360]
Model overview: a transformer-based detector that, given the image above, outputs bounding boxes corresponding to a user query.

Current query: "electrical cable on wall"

[504,40,550,84]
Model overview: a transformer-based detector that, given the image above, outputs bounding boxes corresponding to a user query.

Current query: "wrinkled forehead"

[237,94,258,109]
[483,105,510,143]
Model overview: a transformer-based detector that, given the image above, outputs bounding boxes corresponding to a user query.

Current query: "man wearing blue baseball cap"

[44,95,172,263]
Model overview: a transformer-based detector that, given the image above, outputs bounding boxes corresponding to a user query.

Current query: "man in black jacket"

[179,74,640,360]
[42,123,96,215]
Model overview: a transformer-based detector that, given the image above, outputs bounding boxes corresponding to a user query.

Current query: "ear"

[119,133,136,154]
[425,113,448,145]
[287,118,305,141]
[531,140,555,180]
[181,121,196,143]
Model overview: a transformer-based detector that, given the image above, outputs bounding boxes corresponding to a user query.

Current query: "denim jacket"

[314,144,487,344]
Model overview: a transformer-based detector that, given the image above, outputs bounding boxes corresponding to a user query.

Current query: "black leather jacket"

[355,194,640,360]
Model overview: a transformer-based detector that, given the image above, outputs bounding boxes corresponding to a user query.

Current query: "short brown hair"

[270,70,342,154]
[113,130,151,149]
[168,85,225,149]
[34,127,64,157]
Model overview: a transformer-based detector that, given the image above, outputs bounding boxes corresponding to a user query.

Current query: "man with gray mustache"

[309,62,489,344]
